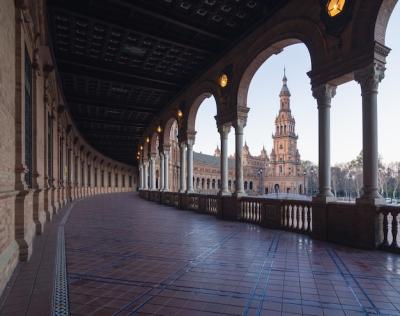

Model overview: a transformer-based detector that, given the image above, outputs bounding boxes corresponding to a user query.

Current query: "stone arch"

[236,18,326,109]
[163,117,178,147]
[186,81,222,133]
[149,132,159,154]
[375,0,398,44]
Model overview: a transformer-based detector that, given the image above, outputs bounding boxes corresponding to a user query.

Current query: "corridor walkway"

[65,193,400,316]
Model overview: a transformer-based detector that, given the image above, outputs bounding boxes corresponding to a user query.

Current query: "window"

[67,149,71,183]
[101,170,104,187]
[94,168,98,186]
[81,162,84,186]
[87,165,91,187]
[47,113,53,185]
[59,137,64,182]
[24,48,33,188]
[122,175,125,187]
[108,171,111,187]
[129,175,132,187]
[74,156,78,184]
[115,173,118,187]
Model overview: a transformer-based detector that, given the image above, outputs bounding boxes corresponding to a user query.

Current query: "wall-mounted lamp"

[156,125,162,133]
[326,0,345,17]
[177,110,183,119]
[146,137,150,143]
[218,73,228,88]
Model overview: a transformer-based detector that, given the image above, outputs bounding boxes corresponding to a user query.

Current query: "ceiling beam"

[66,96,159,113]
[75,117,147,128]
[59,68,175,93]
[50,6,217,54]
[57,58,181,89]
[112,0,228,42]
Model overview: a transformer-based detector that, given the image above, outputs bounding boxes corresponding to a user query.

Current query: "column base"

[233,191,246,198]
[218,190,231,196]
[186,190,195,194]
[312,195,336,204]
[356,196,385,206]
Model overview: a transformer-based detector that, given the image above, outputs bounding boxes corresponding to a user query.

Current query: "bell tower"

[271,69,301,177]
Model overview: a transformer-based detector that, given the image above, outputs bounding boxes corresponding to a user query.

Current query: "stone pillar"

[234,119,246,196]
[355,63,386,205]
[159,152,164,191]
[138,163,143,189]
[150,154,156,190]
[218,124,231,195]
[186,139,194,193]
[312,84,336,203]
[163,148,170,191]
[143,161,148,190]
[179,142,186,193]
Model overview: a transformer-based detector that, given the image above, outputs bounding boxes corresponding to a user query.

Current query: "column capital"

[312,84,337,108]
[354,63,386,94]
[233,118,246,130]
[218,123,231,136]
[162,145,171,154]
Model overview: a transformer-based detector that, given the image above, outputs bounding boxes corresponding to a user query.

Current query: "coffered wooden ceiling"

[47,0,288,165]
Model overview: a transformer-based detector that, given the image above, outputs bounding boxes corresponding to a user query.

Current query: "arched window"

[249,181,253,190]
[244,181,248,190]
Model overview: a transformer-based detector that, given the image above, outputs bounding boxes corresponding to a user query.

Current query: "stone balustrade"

[139,190,400,253]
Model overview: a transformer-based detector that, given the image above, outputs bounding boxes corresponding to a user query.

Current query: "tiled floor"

[0,204,70,316]
[65,193,400,316]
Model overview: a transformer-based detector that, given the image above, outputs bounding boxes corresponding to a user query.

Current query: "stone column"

[138,163,143,189]
[150,154,157,190]
[355,63,386,205]
[312,84,336,203]
[186,139,195,193]
[143,161,148,190]
[159,152,164,191]
[234,119,246,196]
[163,148,170,191]
[179,142,186,193]
[218,124,231,195]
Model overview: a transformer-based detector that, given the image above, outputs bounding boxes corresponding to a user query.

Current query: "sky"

[194,6,400,165]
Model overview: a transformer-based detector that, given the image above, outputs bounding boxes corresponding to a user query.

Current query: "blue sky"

[194,7,400,165]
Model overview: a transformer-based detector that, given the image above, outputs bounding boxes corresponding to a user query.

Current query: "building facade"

[153,72,304,195]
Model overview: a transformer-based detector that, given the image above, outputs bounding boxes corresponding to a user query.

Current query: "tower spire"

[279,67,291,98]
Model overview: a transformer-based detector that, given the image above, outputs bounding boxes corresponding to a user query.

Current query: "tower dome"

[279,68,291,97]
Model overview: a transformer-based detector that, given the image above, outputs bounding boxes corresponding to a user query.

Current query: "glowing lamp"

[218,74,228,88]
[326,0,345,17]
[177,110,183,119]
[146,137,150,143]
[156,125,162,133]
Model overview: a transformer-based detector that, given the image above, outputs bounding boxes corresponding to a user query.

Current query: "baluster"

[296,205,300,230]
[382,212,389,247]
[257,203,260,223]
[286,205,290,227]
[287,205,291,227]
[251,202,254,221]
[301,206,305,231]
[290,205,294,228]
[306,207,311,232]
[391,212,398,248]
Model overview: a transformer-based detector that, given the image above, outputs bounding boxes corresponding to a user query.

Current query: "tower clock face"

[326,0,346,17]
